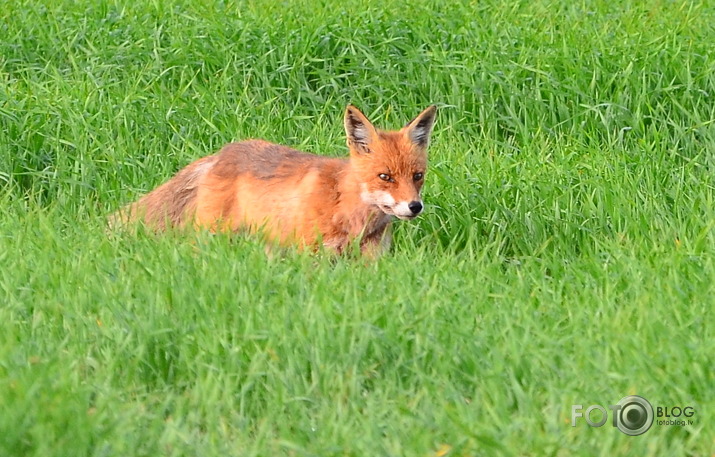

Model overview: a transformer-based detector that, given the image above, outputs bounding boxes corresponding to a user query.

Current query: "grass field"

[1,0,714,455]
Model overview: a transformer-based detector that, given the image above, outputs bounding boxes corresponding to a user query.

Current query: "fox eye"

[413,172,424,181]
[378,173,393,182]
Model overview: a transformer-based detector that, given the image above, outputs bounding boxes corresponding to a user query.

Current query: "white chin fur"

[360,187,396,207]
[386,207,418,220]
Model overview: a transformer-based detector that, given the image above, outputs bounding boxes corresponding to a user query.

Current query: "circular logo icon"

[615,396,654,436]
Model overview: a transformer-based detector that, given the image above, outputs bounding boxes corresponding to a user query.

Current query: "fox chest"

[322,211,393,254]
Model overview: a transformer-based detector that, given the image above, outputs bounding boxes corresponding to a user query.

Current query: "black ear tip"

[416,108,437,128]
[345,105,364,122]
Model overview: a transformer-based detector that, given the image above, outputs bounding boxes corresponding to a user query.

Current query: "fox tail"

[108,156,217,231]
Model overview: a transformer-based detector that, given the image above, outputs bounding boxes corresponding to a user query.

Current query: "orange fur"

[111,105,437,256]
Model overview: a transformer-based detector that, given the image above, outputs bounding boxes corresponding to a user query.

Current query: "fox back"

[112,105,437,256]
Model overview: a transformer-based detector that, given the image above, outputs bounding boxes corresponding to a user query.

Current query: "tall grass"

[1,0,713,455]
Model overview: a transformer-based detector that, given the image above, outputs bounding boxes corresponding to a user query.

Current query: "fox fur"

[111,105,437,256]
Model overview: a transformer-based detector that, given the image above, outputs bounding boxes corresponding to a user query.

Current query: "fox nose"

[408,201,423,215]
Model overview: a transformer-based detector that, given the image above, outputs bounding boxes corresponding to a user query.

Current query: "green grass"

[1,0,714,455]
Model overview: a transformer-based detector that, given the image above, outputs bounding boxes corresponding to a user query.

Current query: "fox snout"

[391,199,423,220]
[408,201,423,215]
[359,185,425,220]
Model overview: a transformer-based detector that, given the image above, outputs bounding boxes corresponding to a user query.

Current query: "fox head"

[344,105,437,220]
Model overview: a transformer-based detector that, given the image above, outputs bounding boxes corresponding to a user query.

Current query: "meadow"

[1,0,713,455]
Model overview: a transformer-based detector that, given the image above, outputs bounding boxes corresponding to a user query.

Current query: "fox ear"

[404,105,437,148]
[344,105,377,153]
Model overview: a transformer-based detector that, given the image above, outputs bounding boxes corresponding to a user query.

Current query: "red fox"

[112,105,437,256]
